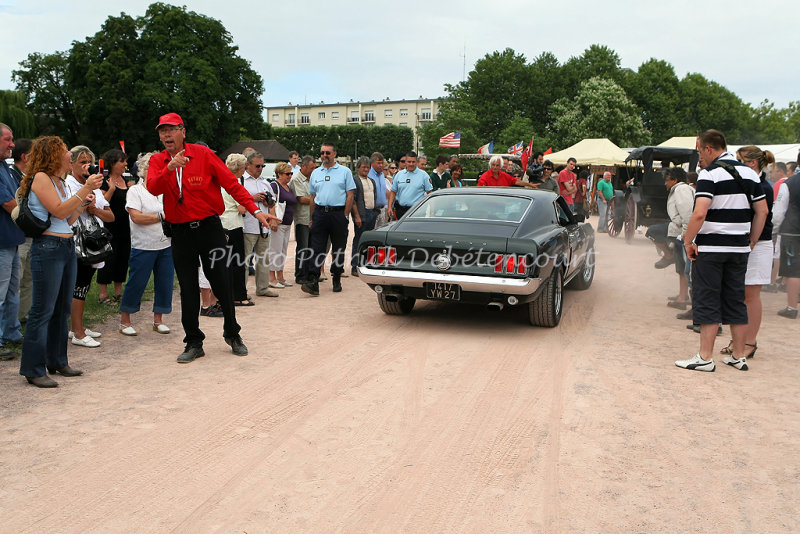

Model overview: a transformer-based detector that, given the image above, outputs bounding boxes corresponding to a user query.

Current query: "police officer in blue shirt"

[301,142,356,296]
[387,151,433,220]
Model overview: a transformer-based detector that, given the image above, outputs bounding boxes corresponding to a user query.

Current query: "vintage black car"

[357,188,595,327]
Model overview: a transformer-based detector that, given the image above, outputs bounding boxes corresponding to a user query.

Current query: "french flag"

[477,141,494,154]
[507,142,523,155]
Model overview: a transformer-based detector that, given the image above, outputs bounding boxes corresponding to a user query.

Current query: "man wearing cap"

[147,113,280,363]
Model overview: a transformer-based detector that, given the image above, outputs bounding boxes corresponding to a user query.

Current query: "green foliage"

[270,125,413,161]
[621,59,682,143]
[549,77,650,147]
[677,73,751,142]
[13,2,263,159]
[0,90,36,138]
[498,116,535,152]
[417,98,481,159]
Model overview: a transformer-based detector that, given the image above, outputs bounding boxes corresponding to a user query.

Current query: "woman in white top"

[118,152,174,336]
[65,145,114,348]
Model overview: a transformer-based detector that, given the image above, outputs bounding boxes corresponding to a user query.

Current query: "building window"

[384,109,393,118]
[318,112,326,119]
[332,112,339,120]
[300,113,310,124]
[364,110,375,122]
[272,114,279,122]
[399,122,408,127]
[349,110,360,123]
[421,108,431,120]
[288,113,295,124]
[400,108,408,117]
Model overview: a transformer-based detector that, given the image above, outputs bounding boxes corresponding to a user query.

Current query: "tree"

[270,125,413,162]
[0,90,36,138]
[12,51,79,141]
[498,116,535,152]
[12,2,264,158]
[560,45,623,99]
[677,73,750,141]
[549,77,650,148]
[621,59,682,143]
[417,98,481,158]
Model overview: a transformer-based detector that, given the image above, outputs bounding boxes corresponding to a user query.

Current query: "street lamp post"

[355,138,360,162]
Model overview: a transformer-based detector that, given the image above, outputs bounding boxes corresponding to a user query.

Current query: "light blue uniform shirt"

[367,167,387,208]
[391,168,432,206]
[309,163,356,207]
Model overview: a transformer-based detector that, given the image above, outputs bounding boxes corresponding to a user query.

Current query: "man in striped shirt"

[675,130,768,372]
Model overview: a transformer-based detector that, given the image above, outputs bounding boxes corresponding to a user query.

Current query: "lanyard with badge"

[176,166,184,204]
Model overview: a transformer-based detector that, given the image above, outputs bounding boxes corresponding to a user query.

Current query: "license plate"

[424,282,461,301]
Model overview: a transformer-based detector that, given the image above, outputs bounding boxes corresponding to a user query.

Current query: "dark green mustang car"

[357,188,595,327]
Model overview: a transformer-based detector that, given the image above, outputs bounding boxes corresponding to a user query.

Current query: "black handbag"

[12,183,51,237]
[74,215,113,265]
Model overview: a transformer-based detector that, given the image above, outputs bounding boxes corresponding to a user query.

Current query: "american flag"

[507,142,524,155]
[439,131,461,148]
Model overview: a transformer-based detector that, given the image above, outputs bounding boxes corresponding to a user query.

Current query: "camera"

[527,163,544,181]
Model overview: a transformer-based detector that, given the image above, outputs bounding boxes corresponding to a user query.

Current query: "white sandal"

[119,324,138,336]
[153,323,170,334]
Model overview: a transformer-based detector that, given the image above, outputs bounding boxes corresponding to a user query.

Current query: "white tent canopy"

[544,138,630,166]
[658,136,799,163]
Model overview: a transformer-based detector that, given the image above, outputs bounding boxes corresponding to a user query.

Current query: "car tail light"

[495,254,527,275]
[366,246,396,267]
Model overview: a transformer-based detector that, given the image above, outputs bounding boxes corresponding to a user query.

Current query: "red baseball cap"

[155,112,184,129]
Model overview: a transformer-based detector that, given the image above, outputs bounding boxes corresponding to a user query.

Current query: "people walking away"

[675,130,767,373]
[19,136,103,387]
[301,142,355,296]
[146,113,280,363]
[119,151,174,336]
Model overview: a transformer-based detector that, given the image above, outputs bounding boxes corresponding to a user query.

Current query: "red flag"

[520,137,534,173]
[119,140,126,153]
[543,147,552,155]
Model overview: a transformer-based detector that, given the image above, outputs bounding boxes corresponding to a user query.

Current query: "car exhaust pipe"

[384,294,401,303]
[487,302,504,311]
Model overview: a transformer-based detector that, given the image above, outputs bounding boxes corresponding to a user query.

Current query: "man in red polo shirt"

[558,157,578,212]
[147,112,279,363]
[477,155,537,188]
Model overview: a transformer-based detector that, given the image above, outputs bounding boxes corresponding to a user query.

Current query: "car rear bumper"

[358,266,543,296]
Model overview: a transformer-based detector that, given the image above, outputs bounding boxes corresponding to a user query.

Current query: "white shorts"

[773,235,781,260]
[198,265,211,289]
[746,240,772,285]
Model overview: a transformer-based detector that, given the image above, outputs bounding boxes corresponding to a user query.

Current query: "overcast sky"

[1,0,795,116]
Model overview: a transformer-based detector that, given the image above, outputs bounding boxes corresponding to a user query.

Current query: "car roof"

[428,187,558,200]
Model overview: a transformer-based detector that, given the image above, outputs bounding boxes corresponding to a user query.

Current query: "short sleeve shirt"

[391,168,433,206]
[0,162,25,248]
[309,163,356,207]
[557,170,576,204]
[125,183,170,250]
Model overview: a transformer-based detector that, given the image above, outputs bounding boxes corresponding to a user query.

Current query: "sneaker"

[722,355,749,371]
[777,306,798,319]
[675,353,715,372]
[654,256,675,269]
[177,345,205,363]
[71,335,101,348]
[224,334,248,356]
[200,306,224,317]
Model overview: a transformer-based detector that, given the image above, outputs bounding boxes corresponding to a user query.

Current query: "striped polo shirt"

[695,152,765,253]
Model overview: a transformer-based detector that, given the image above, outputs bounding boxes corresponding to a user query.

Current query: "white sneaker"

[72,335,101,348]
[69,329,102,339]
[269,282,285,289]
[119,324,138,336]
[84,328,102,338]
[722,356,749,371]
[153,323,170,334]
[675,353,715,372]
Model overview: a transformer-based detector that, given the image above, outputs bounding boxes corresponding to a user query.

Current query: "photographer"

[96,149,131,305]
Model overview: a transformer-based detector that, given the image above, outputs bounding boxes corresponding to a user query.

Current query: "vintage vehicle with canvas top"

[607,146,699,241]
[357,188,595,327]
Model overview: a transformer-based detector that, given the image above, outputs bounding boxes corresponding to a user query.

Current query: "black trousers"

[171,216,240,346]
[294,223,311,282]
[224,227,248,301]
[309,209,348,278]
[394,203,412,219]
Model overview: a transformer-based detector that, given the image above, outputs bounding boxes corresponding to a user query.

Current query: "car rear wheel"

[528,268,563,327]
[569,246,595,290]
[377,293,415,315]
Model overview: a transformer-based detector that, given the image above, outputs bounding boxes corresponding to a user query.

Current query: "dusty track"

[2,217,798,533]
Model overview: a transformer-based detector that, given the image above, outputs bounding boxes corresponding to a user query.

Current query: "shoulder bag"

[12,182,51,237]
[273,182,286,221]
[74,215,113,265]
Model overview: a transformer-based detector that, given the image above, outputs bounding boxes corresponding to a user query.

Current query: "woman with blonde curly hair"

[18,136,103,388]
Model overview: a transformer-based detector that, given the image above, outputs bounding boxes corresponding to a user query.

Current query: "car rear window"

[408,194,532,223]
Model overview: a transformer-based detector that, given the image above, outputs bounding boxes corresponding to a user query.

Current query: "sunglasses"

[253,164,265,168]
[281,171,293,176]
[389,166,397,169]
[320,150,332,155]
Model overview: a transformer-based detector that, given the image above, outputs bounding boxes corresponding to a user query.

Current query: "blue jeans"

[19,236,77,378]
[120,247,174,314]
[351,209,378,268]
[0,246,22,345]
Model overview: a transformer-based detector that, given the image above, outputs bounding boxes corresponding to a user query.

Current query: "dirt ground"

[1,215,798,533]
